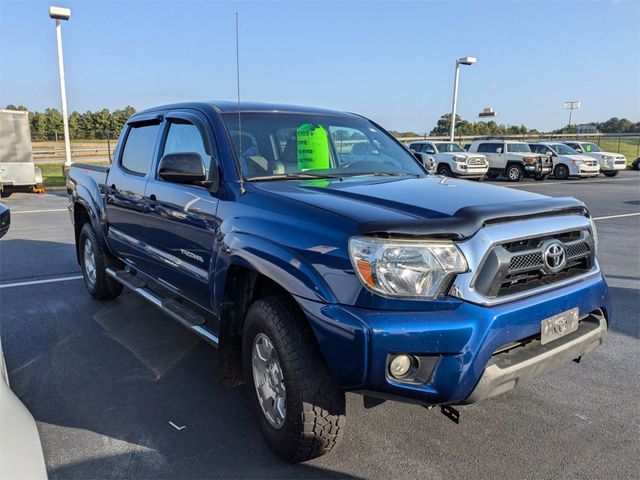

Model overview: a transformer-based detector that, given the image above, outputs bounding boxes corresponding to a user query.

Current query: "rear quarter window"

[120,123,160,175]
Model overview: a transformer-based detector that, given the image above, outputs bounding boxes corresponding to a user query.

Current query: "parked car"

[0,203,9,238]
[467,139,552,181]
[462,143,471,151]
[529,142,600,179]
[407,141,488,179]
[68,102,610,462]
[631,157,640,171]
[0,210,47,479]
[562,141,626,177]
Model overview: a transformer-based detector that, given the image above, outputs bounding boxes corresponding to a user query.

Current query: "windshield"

[222,112,425,180]
[582,143,602,153]
[434,142,464,153]
[551,143,578,155]
[506,143,532,153]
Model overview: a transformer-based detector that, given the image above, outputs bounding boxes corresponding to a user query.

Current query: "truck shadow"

[0,249,359,478]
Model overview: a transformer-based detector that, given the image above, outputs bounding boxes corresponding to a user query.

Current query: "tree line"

[4,105,639,141]
[4,104,136,141]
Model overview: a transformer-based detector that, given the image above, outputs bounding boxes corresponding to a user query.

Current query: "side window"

[409,143,421,152]
[120,123,160,175]
[477,143,501,153]
[162,120,213,176]
[530,145,539,153]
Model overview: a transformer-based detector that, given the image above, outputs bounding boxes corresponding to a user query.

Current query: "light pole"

[49,6,72,169]
[449,56,476,142]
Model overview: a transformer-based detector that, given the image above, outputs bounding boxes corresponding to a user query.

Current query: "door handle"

[148,194,158,206]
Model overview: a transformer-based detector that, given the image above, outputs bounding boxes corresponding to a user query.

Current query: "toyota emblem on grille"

[543,242,567,273]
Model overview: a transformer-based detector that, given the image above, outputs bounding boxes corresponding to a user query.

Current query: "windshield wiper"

[341,172,421,178]
[246,173,344,182]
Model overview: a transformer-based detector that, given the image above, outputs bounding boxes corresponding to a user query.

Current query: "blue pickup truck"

[67,102,610,462]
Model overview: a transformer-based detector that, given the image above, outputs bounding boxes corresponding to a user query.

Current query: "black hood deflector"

[358,197,588,240]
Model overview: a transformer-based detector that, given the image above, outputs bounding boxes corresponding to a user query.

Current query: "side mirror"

[496,147,503,154]
[158,152,206,185]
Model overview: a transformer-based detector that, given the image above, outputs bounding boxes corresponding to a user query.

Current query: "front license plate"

[540,308,580,345]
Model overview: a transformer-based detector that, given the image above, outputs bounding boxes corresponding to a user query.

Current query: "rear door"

[141,110,221,309]
[105,114,162,269]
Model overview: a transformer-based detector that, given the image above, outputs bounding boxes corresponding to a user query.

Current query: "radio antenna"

[235,12,244,192]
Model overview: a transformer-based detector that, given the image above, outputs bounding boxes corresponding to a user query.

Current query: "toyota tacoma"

[67,102,610,462]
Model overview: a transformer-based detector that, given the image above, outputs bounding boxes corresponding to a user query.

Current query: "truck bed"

[70,163,110,190]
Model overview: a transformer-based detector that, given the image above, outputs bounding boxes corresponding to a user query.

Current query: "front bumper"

[453,162,488,177]
[524,163,552,176]
[298,274,610,406]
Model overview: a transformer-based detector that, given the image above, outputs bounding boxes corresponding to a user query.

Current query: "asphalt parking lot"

[1,172,639,479]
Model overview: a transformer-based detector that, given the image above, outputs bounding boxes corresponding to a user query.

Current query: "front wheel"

[243,296,345,463]
[603,170,619,177]
[554,164,570,180]
[79,223,123,300]
[436,164,453,177]
[506,164,524,182]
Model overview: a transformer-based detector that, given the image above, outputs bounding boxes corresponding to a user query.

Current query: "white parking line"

[0,275,83,289]
[593,212,640,221]
[10,208,67,214]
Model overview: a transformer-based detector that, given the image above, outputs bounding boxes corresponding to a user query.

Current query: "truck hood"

[250,176,587,239]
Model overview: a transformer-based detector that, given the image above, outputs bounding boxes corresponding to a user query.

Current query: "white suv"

[407,141,488,179]
[529,142,600,179]
[467,140,552,182]
[562,141,626,177]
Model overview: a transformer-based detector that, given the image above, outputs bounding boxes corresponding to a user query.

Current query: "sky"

[0,0,639,133]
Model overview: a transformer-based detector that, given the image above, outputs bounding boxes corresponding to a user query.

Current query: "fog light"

[389,354,414,379]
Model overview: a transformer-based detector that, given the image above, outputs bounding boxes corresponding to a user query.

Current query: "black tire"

[534,174,548,181]
[486,171,499,179]
[553,164,570,180]
[506,164,524,182]
[436,164,452,176]
[78,223,123,300]
[243,296,345,463]
[603,170,618,177]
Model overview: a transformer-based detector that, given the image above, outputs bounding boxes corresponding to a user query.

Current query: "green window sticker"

[296,123,330,170]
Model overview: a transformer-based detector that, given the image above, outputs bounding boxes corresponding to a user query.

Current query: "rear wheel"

[554,164,570,180]
[79,223,123,300]
[603,170,618,177]
[506,164,523,182]
[436,164,453,177]
[243,296,345,463]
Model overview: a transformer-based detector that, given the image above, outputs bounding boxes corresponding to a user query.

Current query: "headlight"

[523,157,536,164]
[602,155,613,161]
[453,156,466,162]
[349,237,468,298]
[572,159,584,165]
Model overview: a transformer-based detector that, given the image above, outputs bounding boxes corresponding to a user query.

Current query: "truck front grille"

[473,229,595,299]
[467,157,485,165]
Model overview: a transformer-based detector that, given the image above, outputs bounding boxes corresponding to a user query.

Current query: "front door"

[142,110,221,310]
